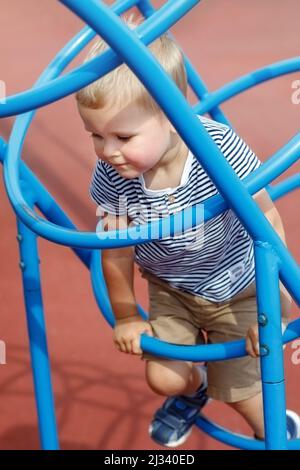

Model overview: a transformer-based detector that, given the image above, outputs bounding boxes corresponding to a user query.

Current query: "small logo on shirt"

[228,262,245,284]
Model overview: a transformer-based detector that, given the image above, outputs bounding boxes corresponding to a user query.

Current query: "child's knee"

[145,359,193,396]
[226,392,263,417]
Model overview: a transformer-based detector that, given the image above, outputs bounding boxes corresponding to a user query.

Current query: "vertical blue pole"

[254,241,287,450]
[16,183,59,450]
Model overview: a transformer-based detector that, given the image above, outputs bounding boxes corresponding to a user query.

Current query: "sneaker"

[286,409,300,439]
[149,365,209,447]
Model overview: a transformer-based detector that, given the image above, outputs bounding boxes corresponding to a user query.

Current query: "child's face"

[78,101,177,179]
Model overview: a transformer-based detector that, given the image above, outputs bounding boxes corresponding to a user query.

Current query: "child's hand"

[246,324,260,358]
[113,315,153,356]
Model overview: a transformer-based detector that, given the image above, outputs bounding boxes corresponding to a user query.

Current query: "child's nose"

[103,140,119,160]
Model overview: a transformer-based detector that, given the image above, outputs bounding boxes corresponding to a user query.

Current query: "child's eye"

[91,133,103,139]
[117,136,131,141]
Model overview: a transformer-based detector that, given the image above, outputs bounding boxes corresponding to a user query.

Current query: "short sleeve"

[89,160,127,215]
[220,128,261,180]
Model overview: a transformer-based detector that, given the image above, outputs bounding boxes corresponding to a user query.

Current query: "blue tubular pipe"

[137,0,231,125]
[196,415,265,450]
[196,414,300,450]
[1,0,299,356]
[0,0,199,118]
[89,235,300,363]
[254,242,287,449]
[1,2,299,252]
[249,133,300,192]
[89,226,300,361]
[17,163,91,267]
[2,129,299,251]
[2,132,299,363]
[2,6,299,255]
[194,56,300,115]
[0,137,91,268]
[139,317,300,361]
[269,173,300,201]
[16,188,59,450]
[9,0,294,308]
[0,135,6,157]
[184,59,231,125]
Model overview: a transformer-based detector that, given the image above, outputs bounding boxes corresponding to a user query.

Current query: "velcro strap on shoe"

[153,408,184,430]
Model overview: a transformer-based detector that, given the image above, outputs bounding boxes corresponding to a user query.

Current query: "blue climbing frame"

[0,0,300,450]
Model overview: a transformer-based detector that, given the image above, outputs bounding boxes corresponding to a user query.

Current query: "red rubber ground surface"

[0,0,299,450]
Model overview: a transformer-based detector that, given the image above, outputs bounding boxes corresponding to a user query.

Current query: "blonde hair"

[76,14,187,114]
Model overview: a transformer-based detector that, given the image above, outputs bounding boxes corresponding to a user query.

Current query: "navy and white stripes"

[90,116,261,301]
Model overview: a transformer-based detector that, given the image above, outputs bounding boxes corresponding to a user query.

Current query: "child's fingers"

[130,327,153,356]
[131,337,142,356]
[124,338,134,354]
[118,340,128,354]
[254,340,260,356]
[246,330,260,357]
[114,336,131,354]
[246,336,256,357]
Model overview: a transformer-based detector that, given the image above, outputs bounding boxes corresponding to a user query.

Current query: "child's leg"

[226,392,264,439]
[145,359,202,397]
[140,273,206,397]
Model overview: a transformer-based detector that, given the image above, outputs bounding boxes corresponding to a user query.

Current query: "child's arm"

[101,212,153,355]
[253,189,287,245]
[246,189,291,357]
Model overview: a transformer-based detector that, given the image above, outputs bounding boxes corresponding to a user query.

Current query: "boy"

[76,16,298,447]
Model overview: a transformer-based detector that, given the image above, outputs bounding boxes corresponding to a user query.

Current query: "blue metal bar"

[5,12,299,308]
[195,414,300,450]
[16,186,59,450]
[248,134,300,193]
[268,173,300,201]
[194,56,300,114]
[88,233,300,362]
[138,316,300,361]
[45,1,300,307]
[185,61,231,124]
[3,142,295,363]
[0,137,91,268]
[0,0,299,448]
[89,243,299,363]
[1,130,299,253]
[196,415,265,450]
[2,133,298,363]
[137,0,231,125]
[0,0,198,118]
[254,241,287,449]
[1,129,299,249]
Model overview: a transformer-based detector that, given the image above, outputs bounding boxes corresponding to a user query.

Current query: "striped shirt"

[90,116,261,302]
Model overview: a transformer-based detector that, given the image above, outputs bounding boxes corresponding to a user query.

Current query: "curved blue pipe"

[0,0,198,118]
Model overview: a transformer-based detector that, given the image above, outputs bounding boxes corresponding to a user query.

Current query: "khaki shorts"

[141,270,291,403]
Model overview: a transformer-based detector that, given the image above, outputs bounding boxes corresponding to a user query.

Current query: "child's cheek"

[124,146,144,166]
